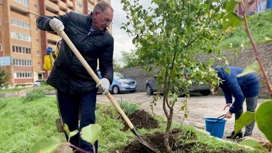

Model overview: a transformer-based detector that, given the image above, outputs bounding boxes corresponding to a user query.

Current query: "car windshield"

[114,72,127,79]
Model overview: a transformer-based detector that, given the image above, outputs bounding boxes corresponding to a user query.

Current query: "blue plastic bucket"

[204,117,226,139]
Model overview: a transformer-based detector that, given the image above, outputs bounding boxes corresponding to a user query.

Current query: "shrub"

[23,88,46,102]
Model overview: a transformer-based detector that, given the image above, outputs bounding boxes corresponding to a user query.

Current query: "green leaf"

[239,139,266,150]
[237,61,260,77]
[69,130,79,138]
[80,124,102,145]
[222,13,243,30]
[63,124,70,136]
[223,68,230,74]
[224,0,239,13]
[265,37,272,41]
[29,138,62,153]
[234,111,254,135]
[255,100,272,143]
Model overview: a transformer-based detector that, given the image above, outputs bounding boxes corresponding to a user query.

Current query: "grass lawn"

[0,87,27,93]
[0,96,265,153]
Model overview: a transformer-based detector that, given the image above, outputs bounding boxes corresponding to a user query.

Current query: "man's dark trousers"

[57,90,98,153]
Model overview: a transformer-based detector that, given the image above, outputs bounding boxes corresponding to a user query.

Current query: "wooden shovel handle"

[59,31,134,129]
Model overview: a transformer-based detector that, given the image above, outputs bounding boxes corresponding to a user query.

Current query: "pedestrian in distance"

[36,1,114,152]
[212,66,259,139]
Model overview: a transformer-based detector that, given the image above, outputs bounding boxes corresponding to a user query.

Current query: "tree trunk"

[164,108,173,153]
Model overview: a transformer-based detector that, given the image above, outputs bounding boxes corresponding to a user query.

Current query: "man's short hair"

[93,1,114,13]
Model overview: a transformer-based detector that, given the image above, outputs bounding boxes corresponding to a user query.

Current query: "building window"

[11,32,31,42]
[11,19,30,30]
[36,39,39,45]
[13,59,32,66]
[75,9,82,14]
[75,1,83,8]
[36,51,40,56]
[12,45,31,54]
[14,0,29,6]
[88,7,93,13]
[14,72,33,78]
[0,44,2,51]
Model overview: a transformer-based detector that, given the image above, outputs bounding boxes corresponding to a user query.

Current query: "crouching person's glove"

[49,18,64,34]
[96,78,110,94]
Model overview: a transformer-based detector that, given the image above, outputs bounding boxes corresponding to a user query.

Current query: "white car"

[33,80,45,87]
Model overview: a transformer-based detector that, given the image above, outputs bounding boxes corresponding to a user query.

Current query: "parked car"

[33,79,46,87]
[96,70,137,94]
[145,70,211,96]
[109,72,137,94]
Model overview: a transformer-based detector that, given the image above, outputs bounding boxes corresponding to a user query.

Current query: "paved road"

[97,92,266,139]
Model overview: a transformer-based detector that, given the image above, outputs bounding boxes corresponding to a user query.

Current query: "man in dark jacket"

[36,1,114,152]
[213,66,259,138]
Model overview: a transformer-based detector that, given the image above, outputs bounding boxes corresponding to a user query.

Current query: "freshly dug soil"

[113,128,247,153]
[122,110,159,131]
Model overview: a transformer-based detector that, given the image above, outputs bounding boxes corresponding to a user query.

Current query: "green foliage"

[0,69,10,88]
[29,138,62,153]
[255,100,272,143]
[121,49,139,68]
[121,0,229,150]
[23,88,46,102]
[0,97,264,153]
[118,100,139,116]
[81,124,101,145]
[237,61,260,77]
[222,1,272,151]
[234,111,254,135]
[0,97,64,153]
[63,124,79,140]
[113,60,122,71]
[239,139,267,152]
[220,10,272,49]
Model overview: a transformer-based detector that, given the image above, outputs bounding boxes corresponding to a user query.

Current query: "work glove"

[49,18,64,34]
[96,78,110,94]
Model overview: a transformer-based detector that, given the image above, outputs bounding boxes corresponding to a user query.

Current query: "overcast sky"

[111,0,153,65]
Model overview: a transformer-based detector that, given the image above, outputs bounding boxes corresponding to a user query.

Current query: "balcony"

[67,8,73,13]
[67,0,73,9]
[88,0,95,4]
[59,10,66,15]
[59,0,67,10]
[47,32,59,42]
[10,0,29,14]
[45,10,57,17]
[45,0,58,13]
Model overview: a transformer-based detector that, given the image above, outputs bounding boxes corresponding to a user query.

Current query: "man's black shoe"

[226,131,243,139]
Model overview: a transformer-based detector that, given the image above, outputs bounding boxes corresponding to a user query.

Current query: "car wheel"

[112,86,120,94]
[130,90,136,93]
[34,84,38,87]
[146,84,153,95]
[200,90,211,96]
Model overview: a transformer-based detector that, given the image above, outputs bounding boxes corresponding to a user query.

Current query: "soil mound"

[114,128,247,153]
[122,110,158,131]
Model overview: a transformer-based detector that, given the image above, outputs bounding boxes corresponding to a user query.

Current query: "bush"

[118,100,139,116]
[23,88,46,102]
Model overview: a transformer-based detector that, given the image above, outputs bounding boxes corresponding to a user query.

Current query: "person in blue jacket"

[213,66,259,138]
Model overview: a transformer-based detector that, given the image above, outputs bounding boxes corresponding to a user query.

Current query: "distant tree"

[0,70,10,89]
[113,59,122,71]
[121,49,139,68]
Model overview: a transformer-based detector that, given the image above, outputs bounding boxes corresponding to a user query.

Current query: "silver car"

[145,76,211,96]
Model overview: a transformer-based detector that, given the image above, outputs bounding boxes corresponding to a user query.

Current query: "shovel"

[59,30,159,153]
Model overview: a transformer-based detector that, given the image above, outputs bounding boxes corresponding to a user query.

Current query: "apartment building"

[0,0,111,86]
